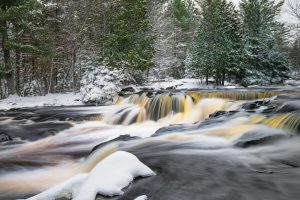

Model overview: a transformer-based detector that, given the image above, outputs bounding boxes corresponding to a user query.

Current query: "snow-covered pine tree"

[289,37,300,77]
[141,0,199,80]
[240,0,289,84]
[187,0,243,85]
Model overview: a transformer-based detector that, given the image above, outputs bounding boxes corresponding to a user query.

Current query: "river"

[0,89,300,200]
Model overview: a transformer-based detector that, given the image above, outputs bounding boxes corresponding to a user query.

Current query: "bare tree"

[287,0,300,22]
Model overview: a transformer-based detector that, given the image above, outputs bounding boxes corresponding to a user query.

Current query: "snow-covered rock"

[26,151,155,200]
[134,195,148,200]
[25,174,88,200]
[75,151,155,199]
[284,79,300,86]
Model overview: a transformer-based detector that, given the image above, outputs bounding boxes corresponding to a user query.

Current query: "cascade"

[106,91,278,125]
[251,113,300,133]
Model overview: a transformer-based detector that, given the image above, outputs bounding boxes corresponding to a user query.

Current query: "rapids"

[0,89,300,200]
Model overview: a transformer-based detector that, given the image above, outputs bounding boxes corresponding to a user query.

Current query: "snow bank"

[25,174,88,200]
[26,151,155,200]
[284,79,300,87]
[134,195,148,200]
[0,93,83,110]
[141,78,211,90]
[141,78,241,90]
[75,151,155,199]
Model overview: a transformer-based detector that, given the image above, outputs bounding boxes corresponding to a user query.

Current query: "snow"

[80,65,122,104]
[134,195,148,200]
[141,78,211,90]
[25,174,88,200]
[141,78,241,90]
[26,151,155,200]
[75,151,155,199]
[80,63,136,104]
[0,93,83,110]
[284,79,300,87]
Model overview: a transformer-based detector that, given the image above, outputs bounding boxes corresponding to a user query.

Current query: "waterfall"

[105,91,278,125]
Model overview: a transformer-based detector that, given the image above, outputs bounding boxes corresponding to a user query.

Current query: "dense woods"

[0,0,299,98]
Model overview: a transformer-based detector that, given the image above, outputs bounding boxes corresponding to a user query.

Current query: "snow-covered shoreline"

[0,78,298,110]
[0,93,83,110]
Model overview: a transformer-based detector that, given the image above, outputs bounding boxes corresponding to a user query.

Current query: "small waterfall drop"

[105,91,278,125]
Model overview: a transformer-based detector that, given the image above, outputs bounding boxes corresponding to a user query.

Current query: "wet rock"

[209,111,238,118]
[13,112,35,120]
[276,101,300,113]
[0,121,73,141]
[0,132,12,142]
[260,104,277,113]
[120,86,137,93]
[91,135,139,154]
[154,123,199,137]
[234,129,288,148]
[242,100,270,110]
[115,140,300,200]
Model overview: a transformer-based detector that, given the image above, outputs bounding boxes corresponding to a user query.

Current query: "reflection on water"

[0,90,300,200]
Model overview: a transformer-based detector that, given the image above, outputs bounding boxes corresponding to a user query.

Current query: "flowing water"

[0,90,300,200]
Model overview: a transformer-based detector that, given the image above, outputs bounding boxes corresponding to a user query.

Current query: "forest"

[0,0,299,100]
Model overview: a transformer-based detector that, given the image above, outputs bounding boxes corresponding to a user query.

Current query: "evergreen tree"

[0,0,40,95]
[187,0,243,85]
[103,0,154,72]
[240,0,289,84]
[289,37,300,75]
[172,0,194,29]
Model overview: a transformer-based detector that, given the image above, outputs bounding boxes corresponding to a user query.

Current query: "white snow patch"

[142,78,242,90]
[25,174,88,200]
[134,195,148,200]
[142,78,212,90]
[0,93,83,110]
[26,151,155,200]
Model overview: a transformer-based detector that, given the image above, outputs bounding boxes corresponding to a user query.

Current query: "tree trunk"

[222,72,225,86]
[2,21,15,95]
[48,61,55,94]
[43,76,48,95]
[0,80,3,99]
[15,50,21,95]
[72,44,76,93]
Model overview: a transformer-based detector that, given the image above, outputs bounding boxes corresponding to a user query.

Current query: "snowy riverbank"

[0,78,299,110]
[0,93,83,110]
